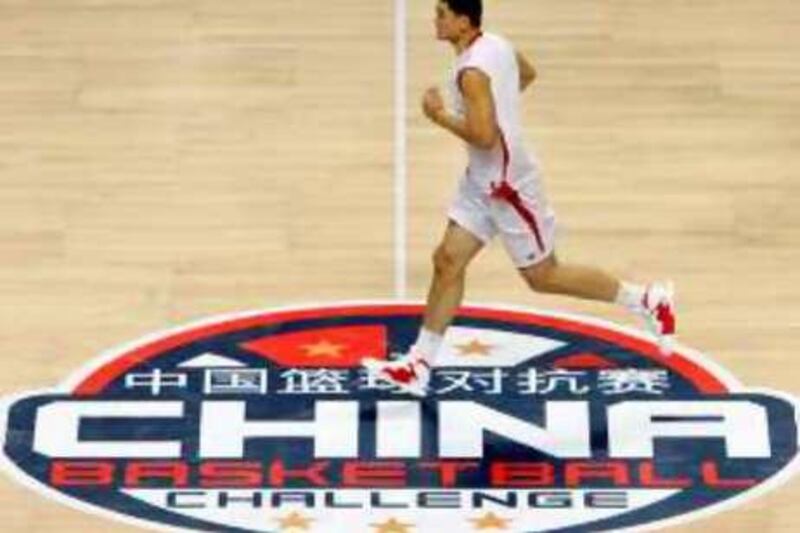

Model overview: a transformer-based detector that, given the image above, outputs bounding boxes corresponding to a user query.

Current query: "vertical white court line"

[393,0,408,300]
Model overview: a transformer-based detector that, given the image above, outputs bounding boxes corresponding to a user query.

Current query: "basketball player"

[364,0,675,396]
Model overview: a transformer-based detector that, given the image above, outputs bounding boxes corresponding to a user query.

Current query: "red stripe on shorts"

[491,132,546,254]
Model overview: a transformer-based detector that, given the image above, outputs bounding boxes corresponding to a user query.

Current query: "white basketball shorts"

[447,173,557,268]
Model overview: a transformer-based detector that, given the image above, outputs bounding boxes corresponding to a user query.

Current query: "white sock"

[412,327,444,364]
[615,281,646,312]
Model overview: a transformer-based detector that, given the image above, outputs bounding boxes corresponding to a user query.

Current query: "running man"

[364,0,675,396]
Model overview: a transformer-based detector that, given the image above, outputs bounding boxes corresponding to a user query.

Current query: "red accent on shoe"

[384,363,417,384]
[655,303,676,335]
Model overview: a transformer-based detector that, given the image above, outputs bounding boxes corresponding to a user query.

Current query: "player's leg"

[420,175,499,351]
[517,253,619,302]
[421,219,485,334]
[361,219,485,396]
[361,173,498,396]
[491,179,675,354]
[517,255,675,353]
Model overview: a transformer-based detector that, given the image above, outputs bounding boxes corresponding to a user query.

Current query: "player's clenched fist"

[422,86,446,123]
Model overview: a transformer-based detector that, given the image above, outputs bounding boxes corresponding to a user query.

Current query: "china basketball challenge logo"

[1,303,798,532]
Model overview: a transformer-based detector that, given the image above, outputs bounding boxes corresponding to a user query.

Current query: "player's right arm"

[516,49,537,92]
[422,68,500,150]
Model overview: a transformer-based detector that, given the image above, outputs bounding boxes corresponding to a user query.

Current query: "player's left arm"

[515,49,537,91]
[422,68,500,150]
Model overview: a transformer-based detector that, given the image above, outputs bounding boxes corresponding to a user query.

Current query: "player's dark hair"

[442,0,482,28]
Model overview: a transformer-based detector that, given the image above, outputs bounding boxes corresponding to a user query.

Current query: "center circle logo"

[1,302,798,532]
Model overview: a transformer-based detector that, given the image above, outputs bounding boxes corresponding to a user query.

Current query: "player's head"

[435,0,482,41]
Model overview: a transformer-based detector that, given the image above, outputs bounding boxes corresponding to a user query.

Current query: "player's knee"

[433,245,468,282]
[526,272,552,293]
[524,261,558,293]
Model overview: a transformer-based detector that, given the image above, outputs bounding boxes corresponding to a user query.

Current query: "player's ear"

[457,13,471,32]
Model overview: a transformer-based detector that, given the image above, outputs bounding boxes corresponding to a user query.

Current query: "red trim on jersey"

[490,132,546,254]
[498,129,510,182]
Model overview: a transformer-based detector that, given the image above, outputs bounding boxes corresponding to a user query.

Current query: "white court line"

[393,0,408,300]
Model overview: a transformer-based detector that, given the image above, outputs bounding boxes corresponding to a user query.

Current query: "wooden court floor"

[1,0,798,531]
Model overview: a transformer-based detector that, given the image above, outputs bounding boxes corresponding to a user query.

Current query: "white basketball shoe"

[361,349,431,397]
[639,281,677,355]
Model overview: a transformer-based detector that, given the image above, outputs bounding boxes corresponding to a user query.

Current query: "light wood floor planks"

[1,0,798,531]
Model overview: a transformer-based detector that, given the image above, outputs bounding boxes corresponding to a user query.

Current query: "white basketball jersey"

[448,32,539,190]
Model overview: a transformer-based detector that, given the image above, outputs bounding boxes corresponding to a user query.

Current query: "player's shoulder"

[478,32,514,52]
[468,32,514,62]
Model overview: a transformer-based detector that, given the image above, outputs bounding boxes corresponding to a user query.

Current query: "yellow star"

[370,517,414,533]
[300,339,346,358]
[469,511,511,530]
[455,338,493,357]
[276,511,313,530]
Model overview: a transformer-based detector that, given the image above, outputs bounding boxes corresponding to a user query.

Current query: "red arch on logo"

[74,304,728,396]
